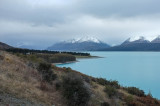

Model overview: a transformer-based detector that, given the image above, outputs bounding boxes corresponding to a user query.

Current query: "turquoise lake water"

[57,52,160,99]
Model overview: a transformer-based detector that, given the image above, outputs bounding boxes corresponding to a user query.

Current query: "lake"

[56,52,160,99]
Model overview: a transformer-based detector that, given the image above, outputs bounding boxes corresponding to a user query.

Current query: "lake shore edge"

[53,55,102,65]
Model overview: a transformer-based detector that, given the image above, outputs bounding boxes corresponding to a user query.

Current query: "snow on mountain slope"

[128,36,147,42]
[65,36,101,43]
[122,36,149,45]
[47,36,110,51]
[151,35,160,43]
[122,35,160,45]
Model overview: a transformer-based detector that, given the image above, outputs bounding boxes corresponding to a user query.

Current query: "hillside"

[0,42,13,50]
[0,50,159,106]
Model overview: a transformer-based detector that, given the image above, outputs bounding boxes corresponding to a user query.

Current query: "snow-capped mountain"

[47,36,110,51]
[128,36,147,42]
[122,35,160,45]
[65,36,101,44]
[101,35,160,51]
[122,36,150,45]
[151,35,160,43]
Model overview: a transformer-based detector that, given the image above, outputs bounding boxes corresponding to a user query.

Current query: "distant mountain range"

[47,35,160,51]
[2,35,160,51]
[102,36,160,51]
[47,36,110,51]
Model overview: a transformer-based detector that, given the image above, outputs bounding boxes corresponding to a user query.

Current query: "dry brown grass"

[0,51,66,106]
[88,82,109,106]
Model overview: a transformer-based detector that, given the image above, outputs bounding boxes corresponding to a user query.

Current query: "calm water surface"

[57,52,160,99]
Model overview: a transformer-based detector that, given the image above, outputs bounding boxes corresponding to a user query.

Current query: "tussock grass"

[0,51,65,106]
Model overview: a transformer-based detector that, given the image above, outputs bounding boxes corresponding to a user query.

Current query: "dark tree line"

[36,53,76,63]
[62,52,90,56]
[6,48,90,56]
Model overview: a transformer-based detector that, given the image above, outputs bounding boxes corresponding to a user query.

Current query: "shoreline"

[53,56,102,65]
[76,55,103,59]
[52,60,79,65]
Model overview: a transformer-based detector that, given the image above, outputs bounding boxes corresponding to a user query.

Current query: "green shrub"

[104,85,117,98]
[101,102,110,106]
[40,81,48,91]
[124,87,145,97]
[97,78,120,89]
[124,95,134,104]
[83,76,91,83]
[37,62,57,83]
[50,53,76,63]
[55,81,61,90]
[62,73,90,106]
[65,67,72,72]
[0,55,4,60]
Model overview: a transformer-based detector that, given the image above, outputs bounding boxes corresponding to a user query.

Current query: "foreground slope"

[0,51,65,106]
[0,50,159,106]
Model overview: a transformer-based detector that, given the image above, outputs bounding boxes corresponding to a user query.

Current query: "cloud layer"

[1,0,160,49]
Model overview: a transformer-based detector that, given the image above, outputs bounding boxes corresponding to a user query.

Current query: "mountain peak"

[156,35,160,38]
[47,36,110,51]
[128,36,146,42]
[65,36,101,43]
[151,35,160,43]
[122,36,150,45]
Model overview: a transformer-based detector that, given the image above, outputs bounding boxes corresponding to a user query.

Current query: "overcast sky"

[1,0,160,49]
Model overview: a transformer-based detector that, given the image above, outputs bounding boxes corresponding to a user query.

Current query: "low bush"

[124,95,134,104]
[37,62,57,83]
[101,102,110,106]
[82,75,91,83]
[124,87,145,97]
[40,81,48,91]
[49,53,76,63]
[104,85,117,98]
[96,78,120,89]
[65,67,72,72]
[137,96,160,105]
[0,54,4,60]
[62,73,90,106]
[55,81,61,90]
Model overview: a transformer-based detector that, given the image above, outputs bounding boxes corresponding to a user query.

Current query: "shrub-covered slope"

[0,51,159,106]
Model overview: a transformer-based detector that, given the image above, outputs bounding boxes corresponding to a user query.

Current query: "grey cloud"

[1,0,160,26]
[1,0,160,49]
[75,0,160,18]
[0,0,70,26]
